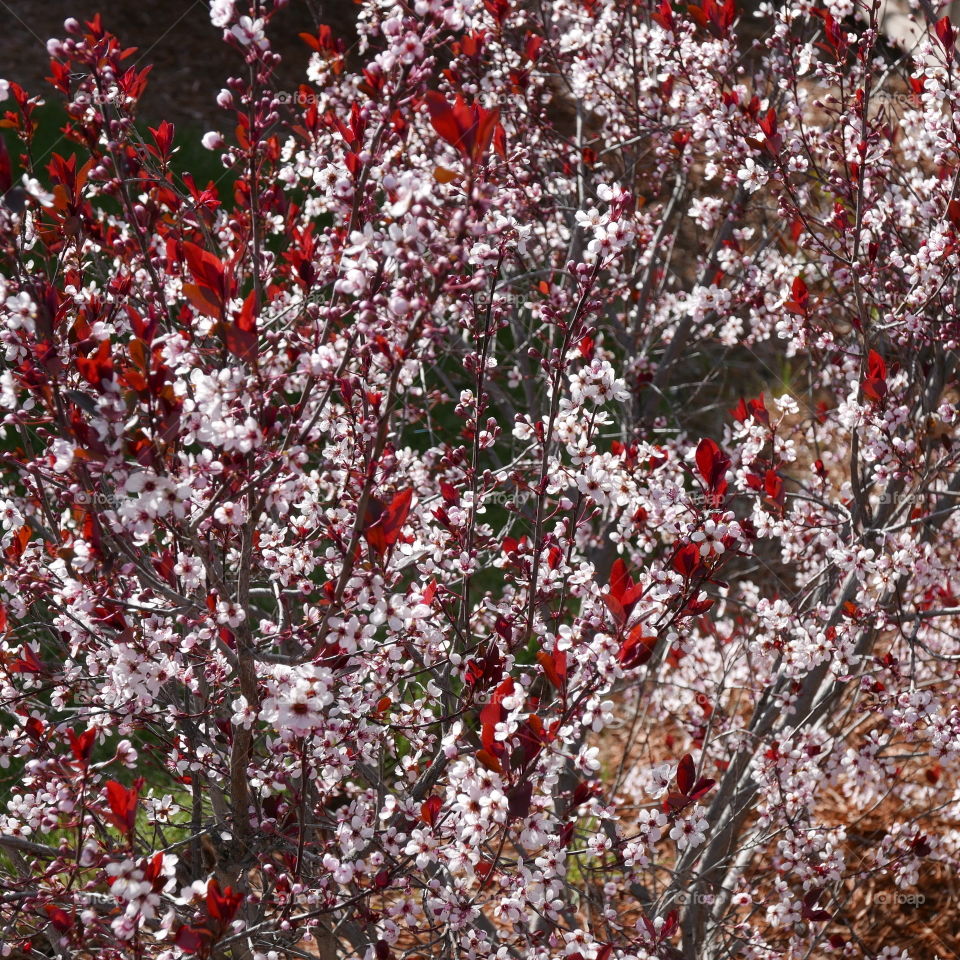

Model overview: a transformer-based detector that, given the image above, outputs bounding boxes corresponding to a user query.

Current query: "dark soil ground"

[0,0,361,128]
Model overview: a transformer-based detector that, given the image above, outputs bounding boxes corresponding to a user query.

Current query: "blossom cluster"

[0,0,958,958]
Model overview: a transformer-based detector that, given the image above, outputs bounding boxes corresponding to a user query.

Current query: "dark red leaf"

[507,780,533,820]
[0,137,11,196]
[104,779,140,835]
[67,727,96,767]
[536,648,567,691]
[618,625,658,668]
[43,905,73,933]
[439,480,459,504]
[689,777,716,802]
[182,241,226,297]
[862,349,887,402]
[421,795,442,826]
[651,0,674,30]
[936,15,956,56]
[479,677,514,754]
[673,542,701,578]
[365,488,414,556]
[205,877,242,924]
[695,438,729,494]
[676,753,696,794]
[174,925,209,954]
[9,643,43,674]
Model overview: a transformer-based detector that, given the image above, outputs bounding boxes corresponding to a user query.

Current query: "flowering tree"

[1,0,959,957]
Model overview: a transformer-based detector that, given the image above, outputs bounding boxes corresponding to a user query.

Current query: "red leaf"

[480,677,514,745]
[536,648,567,691]
[758,107,776,139]
[764,469,785,509]
[148,120,175,160]
[365,489,414,556]
[785,275,809,315]
[602,593,625,627]
[425,91,463,149]
[143,851,165,882]
[605,557,642,625]
[685,594,715,615]
[731,393,769,425]
[206,877,242,925]
[67,727,96,768]
[801,890,833,922]
[479,677,514,760]
[618,624,658,668]
[476,748,503,772]
[651,0,674,30]
[676,753,696,794]
[75,340,114,386]
[439,480,459,504]
[949,198,960,228]
[751,394,770,424]
[862,349,887,402]
[182,241,228,317]
[493,123,507,159]
[43,905,73,933]
[182,283,221,319]
[936,15,956,56]
[104,779,141,835]
[695,438,729,495]
[4,526,31,564]
[502,535,525,557]
[0,137,11,196]
[523,32,544,61]
[421,795,442,826]
[25,716,45,739]
[689,777,716,802]
[424,91,503,164]
[673,542,701,578]
[182,241,225,292]
[867,349,886,381]
[609,557,629,600]
[507,780,533,820]
[484,0,511,24]
[224,294,258,363]
[174,925,209,954]
[153,549,177,587]
[236,290,257,333]
[9,643,43,674]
